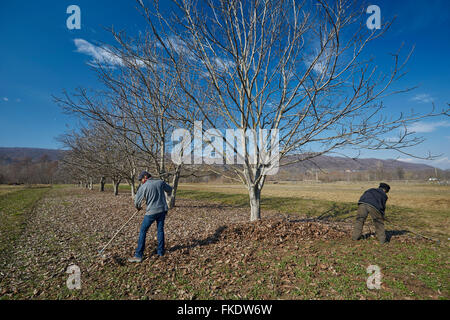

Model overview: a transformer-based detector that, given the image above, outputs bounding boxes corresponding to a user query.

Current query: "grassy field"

[0,186,51,267]
[178,182,450,240]
[180,181,450,211]
[0,182,448,300]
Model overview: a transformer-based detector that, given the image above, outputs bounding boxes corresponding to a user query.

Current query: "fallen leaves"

[0,187,442,300]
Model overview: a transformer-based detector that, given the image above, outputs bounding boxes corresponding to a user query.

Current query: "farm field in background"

[179,182,450,212]
[178,182,450,240]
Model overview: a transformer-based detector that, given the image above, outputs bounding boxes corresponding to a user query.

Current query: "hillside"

[0,147,436,171]
[0,147,65,164]
[281,155,435,172]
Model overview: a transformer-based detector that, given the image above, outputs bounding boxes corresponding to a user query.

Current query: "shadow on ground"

[168,226,228,253]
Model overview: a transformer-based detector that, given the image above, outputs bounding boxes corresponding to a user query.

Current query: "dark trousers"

[135,211,166,258]
[352,203,386,243]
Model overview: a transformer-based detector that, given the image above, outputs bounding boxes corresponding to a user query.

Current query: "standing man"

[352,183,390,244]
[128,171,173,263]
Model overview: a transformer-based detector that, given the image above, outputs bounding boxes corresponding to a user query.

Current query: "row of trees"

[0,156,59,185]
[55,0,448,221]
[270,168,450,183]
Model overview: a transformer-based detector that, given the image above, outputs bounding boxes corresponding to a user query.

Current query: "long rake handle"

[384,218,439,243]
[98,210,140,255]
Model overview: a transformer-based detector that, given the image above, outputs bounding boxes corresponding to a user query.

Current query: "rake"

[83,209,140,273]
[98,209,140,256]
[384,217,440,244]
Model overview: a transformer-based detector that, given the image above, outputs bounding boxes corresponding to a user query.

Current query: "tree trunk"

[168,166,181,209]
[113,179,120,196]
[88,177,93,190]
[249,185,261,221]
[129,178,136,199]
[99,177,106,192]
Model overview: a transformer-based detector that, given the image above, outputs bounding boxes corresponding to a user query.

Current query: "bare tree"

[58,122,143,197]
[142,0,449,221]
[55,31,206,207]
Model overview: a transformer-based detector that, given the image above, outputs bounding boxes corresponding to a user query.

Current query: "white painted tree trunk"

[130,179,136,199]
[249,185,261,221]
[113,180,120,196]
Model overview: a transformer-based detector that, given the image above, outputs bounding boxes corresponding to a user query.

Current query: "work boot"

[128,256,143,263]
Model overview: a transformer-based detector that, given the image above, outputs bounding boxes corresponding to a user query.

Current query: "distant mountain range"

[0,147,64,164]
[0,147,436,171]
[280,154,435,172]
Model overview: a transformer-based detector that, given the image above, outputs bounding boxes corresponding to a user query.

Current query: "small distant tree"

[396,167,405,180]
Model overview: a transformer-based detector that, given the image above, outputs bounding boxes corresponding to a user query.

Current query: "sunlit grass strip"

[0,187,50,265]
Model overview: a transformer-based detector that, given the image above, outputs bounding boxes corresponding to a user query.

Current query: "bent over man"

[352,183,390,244]
[128,171,173,263]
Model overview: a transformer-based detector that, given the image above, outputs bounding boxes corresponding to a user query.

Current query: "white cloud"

[2,97,8,101]
[157,36,195,61]
[74,38,124,67]
[304,51,328,75]
[411,93,434,104]
[408,121,450,133]
[74,38,148,68]
[214,57,235,72]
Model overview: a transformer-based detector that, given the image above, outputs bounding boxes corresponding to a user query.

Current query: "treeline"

[0,155,60,185]
[269,167,450,183]
[1,151,448,186]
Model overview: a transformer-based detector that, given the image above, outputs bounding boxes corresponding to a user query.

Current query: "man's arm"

[162,181,173,196]
[380,195,387,216]
[134,185,145,210]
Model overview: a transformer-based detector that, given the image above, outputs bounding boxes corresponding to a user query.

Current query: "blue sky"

[0,0,449,168]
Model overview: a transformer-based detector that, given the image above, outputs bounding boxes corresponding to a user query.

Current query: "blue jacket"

[134,179,173,215]
[358,187,388,215]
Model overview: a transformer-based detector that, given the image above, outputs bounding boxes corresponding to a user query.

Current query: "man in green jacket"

[128,171,173,263]
[352,183,390,244]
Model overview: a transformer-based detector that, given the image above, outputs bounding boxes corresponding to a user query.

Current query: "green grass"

[0,186,50,266]
[177,189,352,216]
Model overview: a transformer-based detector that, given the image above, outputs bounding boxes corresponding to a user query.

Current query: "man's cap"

[138,171,151,180]
[379,182,390,192]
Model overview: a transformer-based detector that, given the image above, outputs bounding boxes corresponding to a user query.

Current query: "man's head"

[138,171,151,184]
[379,182,390,193]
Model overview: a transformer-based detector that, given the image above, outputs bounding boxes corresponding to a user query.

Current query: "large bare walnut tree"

[141,0,448,221]
[56,0,448,220]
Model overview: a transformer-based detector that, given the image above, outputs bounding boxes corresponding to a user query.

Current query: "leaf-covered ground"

[0,186,448,299]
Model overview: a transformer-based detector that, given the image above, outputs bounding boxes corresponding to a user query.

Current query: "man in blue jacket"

[352,183,390,244]
[128,171,173,263]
